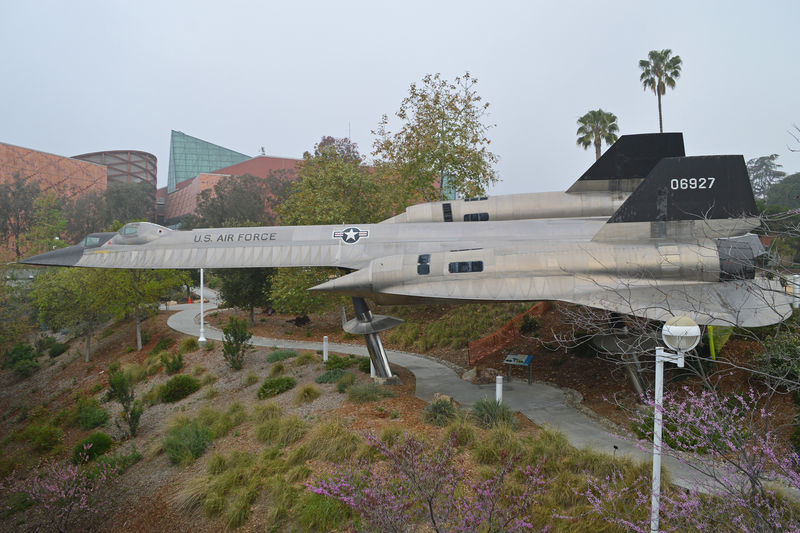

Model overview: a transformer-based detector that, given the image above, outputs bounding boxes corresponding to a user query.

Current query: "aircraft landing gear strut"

[342,297,404,379]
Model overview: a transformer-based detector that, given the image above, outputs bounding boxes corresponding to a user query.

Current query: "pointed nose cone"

[19,244,85,267]
[310,268,372,294]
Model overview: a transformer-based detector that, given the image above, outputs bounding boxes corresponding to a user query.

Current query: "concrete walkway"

[166,297,702,489]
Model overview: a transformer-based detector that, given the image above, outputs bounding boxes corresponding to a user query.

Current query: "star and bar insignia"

[333,227,369,243]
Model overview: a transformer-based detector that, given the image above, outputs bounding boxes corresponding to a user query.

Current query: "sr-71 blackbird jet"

[22,133,792,377]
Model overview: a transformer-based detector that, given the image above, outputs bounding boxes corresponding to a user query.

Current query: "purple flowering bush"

[309,432,549,533]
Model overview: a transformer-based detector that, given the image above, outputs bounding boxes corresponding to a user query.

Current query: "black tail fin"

[568,133,685,193]
[593,155,759,241]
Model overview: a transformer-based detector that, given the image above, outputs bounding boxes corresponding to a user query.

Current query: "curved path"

[166,297,702,489]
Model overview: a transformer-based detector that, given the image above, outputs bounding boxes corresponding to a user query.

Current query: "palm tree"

[576,109,619,160]
[639,49,682,133]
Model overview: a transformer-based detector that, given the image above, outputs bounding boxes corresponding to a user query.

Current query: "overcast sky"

[1,0,798,195]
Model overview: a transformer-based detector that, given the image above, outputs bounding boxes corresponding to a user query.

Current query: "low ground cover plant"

[257,376,297,399]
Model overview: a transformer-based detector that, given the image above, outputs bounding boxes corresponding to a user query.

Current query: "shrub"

[316,368,347,384]
[107,367,143,437]
[178,337,199,355]
[423,398,458,427]
[73,432,113,464]
[335,373,356,393]
[295,384,321,405]
[5,342,35,368]
[150,338,174,355]
[48,342,69,358]
[519,315,540,335]
[23,421,63,452]
[471,398,519,429]
[267,349,297,363]
[76,397,109,430]
[257,376,296,399]
[13,358,39,378]
[324,354,358,371]
[346,383,394,403]
[161,375,201,403]
[222,317,253,370]
[269,362,286,377]
[161,352,184,375]
[357,357,372,374]
[164,419,211,465]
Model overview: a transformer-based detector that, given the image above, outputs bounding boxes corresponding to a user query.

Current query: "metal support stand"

[198,268,206,344]
[341,297,404,379]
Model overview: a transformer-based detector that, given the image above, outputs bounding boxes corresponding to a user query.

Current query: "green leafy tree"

[222,316,253,370]
[0,173,42,259]
[0,267,37,348]
[32,268,125,362]
[104,182,154,225]
[183,172,292,229]
[576,109,620,160]
[272,137,382,316]
[747,154,786,200]
[64,189,108,243]
[639,49,683,133]
[218,268,273,326]
[766,172,800,209]
[116,269,189,350]
[19,191,69,255]
[372,72,498,202]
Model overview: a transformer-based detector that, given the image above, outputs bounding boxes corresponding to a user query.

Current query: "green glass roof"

[167,131,250,193]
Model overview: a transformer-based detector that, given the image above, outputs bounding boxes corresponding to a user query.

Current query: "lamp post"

[198,268,206,345]
[650,316,700,533]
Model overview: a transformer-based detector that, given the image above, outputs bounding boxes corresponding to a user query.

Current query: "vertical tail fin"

[593,155,759,241]
[568,133,685,193]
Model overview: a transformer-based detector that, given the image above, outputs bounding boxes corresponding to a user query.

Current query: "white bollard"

[323,336,329,362]
[496,375,503,403]
[198,268,206,344]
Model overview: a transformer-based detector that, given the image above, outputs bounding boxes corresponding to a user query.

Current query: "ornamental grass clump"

[422,398,458,427]
[471,397,519,429]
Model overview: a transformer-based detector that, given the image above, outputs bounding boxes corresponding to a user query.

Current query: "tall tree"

[639,49,682,133]
[104,182,154,225]
[747,154,785,200]
[765,172,800,209]
[183,172,292,230]
[272,137,384,317]
[372,72,498,202]
[115,269,189,350]
[19,191,68,256]
[185,173,292,322]
[0,173,41,259]
[576,109,619,160]
[64,189,108,243]
[32,268,125,362]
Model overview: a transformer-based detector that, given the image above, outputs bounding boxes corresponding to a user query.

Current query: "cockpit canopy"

[110,222,172,245]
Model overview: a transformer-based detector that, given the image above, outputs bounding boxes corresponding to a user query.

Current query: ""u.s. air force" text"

[193,232,277,243]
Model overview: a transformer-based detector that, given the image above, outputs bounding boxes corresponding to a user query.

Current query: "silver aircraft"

[21,134,792,377]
